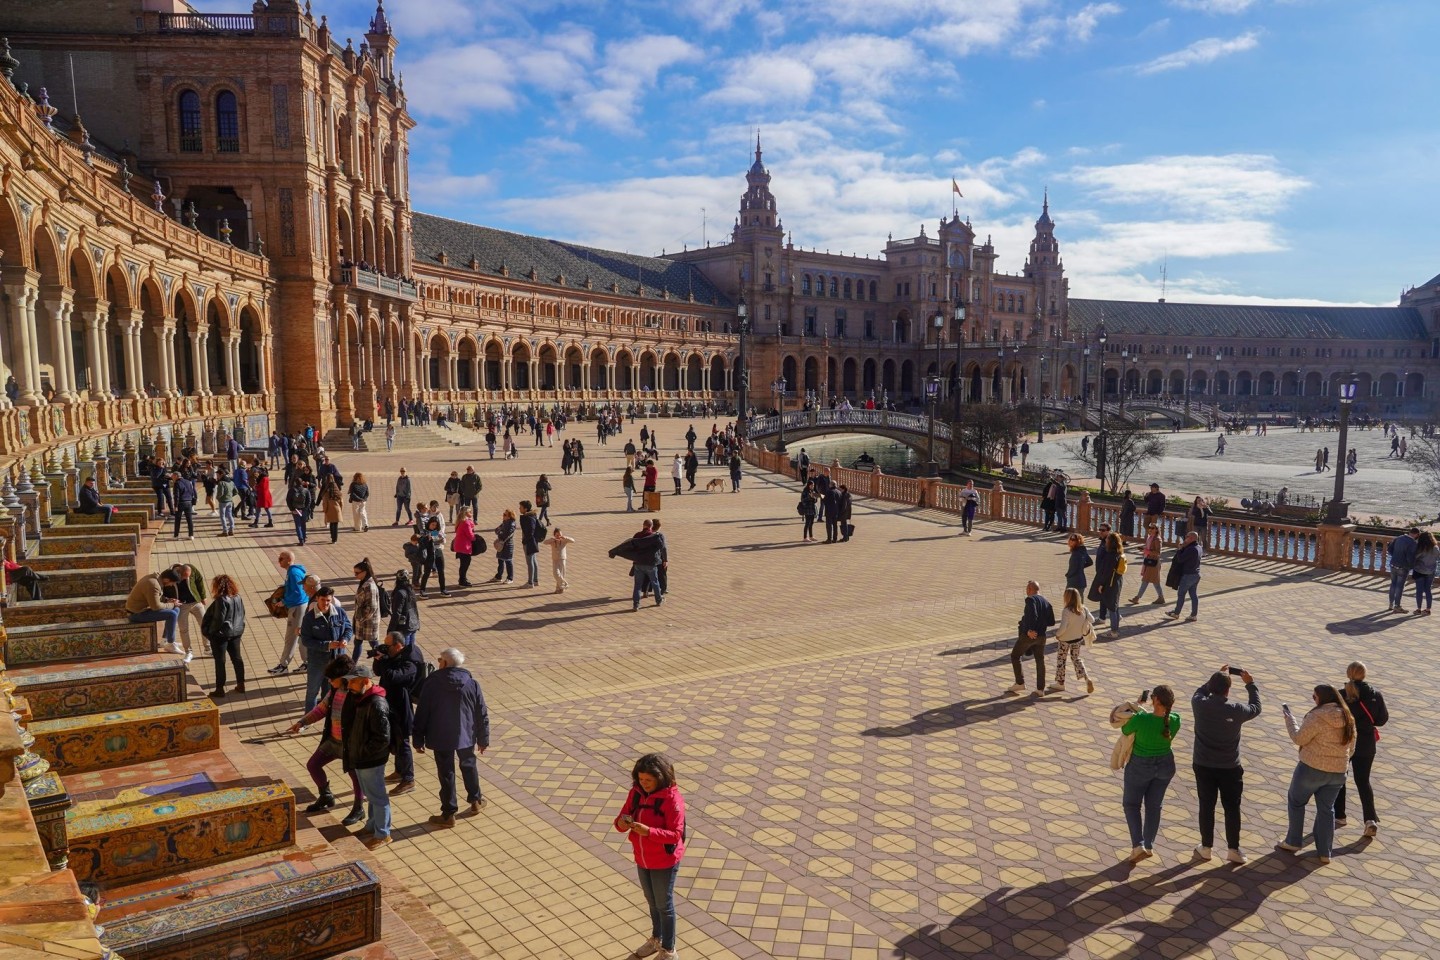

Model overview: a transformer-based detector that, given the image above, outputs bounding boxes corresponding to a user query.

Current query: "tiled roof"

[411,213,731,308]
[1068,298,1428,341]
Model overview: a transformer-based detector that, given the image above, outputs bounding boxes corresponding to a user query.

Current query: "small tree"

[956,403,1020,469]
[1073,421,1168,494]
[1407,434,1440,506]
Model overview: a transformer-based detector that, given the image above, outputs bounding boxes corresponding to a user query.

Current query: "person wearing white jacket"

[1048,587,1096,695]
[671,454,684,495]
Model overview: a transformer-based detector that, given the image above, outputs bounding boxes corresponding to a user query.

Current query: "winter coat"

[411,666,490,752]
[799,491,817,518]
[453,517,476,556]
[614,783,687,870]
[200,594,246,642]
[395,475,411,500]
[387,582,420,636]
[458,472,482,500]
[494,518,516,560]
[300,605,353,660]
[1286,702,1356,773]
[1054,606,1094,644]
[320,482,343,524]
[374,640,423,738]
[354,577,381,650]
[254,473,273,508]
[609,531,664,567]
[1341,680,1388,746]
[342,684,391,772]
[534,478,551,507]
[1065,544,1093,590]
[519,513,541,555]
[348,481,370,503]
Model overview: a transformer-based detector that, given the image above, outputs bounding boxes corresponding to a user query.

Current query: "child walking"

[549,527,576,594]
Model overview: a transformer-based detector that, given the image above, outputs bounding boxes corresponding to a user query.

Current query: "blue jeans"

[1171,574,1200,617]
[1415,574,1433,611]
[1134,579,1163,601]
[1389,570,1409,607]
[219,503,234,534]
[354,763,391,840]
[625,488,635,511]
[1122,753,1176,849]
[525,552,540,586]
[637,864,679,950]
[130,607,181,644]
[293,512,307,544]
[633,565,661,608]
[1285,761,1345,857]
[305,654,330,712]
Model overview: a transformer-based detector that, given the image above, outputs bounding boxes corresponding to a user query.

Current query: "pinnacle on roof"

[1037,187,1053,227]
[369,1,392,35]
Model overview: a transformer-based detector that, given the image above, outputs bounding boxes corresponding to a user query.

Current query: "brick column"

[990,480,1006,520]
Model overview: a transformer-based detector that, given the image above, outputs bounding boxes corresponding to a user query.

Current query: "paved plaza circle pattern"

[157,429,1440,959]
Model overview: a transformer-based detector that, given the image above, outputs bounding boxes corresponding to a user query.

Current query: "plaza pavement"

[152,426,1440,960]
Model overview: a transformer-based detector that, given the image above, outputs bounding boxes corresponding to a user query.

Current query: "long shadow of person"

[861,694,1033,738]
[892,861,1188,959]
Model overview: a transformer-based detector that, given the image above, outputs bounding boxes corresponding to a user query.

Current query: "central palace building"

[0,0,1436,465]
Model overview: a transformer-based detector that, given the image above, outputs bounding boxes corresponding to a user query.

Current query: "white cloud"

[706,53,817,106]
[1135,30,1260,74]
[1171,0,1258,13]
[576,35,702,131]
[1065,154,1307,216]
[1068,2,1124,42]
[409,172,496,210]
[673,0,763,31]
[404,44,518,121]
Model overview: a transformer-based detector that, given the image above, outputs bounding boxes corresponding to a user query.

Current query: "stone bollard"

[918,476,939,509]
[1316,523,1354,571]
[1077,492,1092,533]
[990,480,1006,520]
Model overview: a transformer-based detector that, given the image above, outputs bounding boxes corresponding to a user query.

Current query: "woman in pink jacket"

[613,753,686,960]
[452,507,477,587]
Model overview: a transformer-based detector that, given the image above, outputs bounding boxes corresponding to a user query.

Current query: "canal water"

[785,434,923,476]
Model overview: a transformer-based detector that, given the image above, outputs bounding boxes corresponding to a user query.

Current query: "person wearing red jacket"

[613,753,686,960]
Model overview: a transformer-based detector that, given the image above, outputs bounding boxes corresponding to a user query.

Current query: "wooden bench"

[30,700,220,775]
[67,780,295,884]
[99,860,380,960]
[1,618,158,666]
[1,594,129,627]
[10,655,187,721]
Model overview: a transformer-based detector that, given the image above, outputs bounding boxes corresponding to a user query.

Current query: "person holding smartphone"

[1191,666,1261,863]
[1277,685,1356,864]
[1120,685,1180,863]
[613,753,686,960]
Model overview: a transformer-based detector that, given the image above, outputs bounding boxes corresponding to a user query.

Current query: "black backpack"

[377,580,392,619]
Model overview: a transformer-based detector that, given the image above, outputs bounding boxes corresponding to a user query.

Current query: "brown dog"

[705,477,725,492]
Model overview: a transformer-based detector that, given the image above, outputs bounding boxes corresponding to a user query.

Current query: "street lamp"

[1082,340,1091,414]
[736,296,749,437]
[1097,322,1107,436]
[997,339,1007,404]
[932,309,945,413]
[1185,349,1194,423]
[925,375,942,476]
[772,376,788,453]
[953,300,966,419]
[1036,353,1048,443]
[1119,349,1129,417]
[1325,375,1359,524]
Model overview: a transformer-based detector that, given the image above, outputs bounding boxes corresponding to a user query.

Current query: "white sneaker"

[183,651,194,663]
[1193,845,1212,861]
[629,936,661,960]
[1275,841,1301,854]
[1226,848,1248,864]
[1334,817,1347,828]
[1364,821,1379,837]
[1045,683,1066,694]
[1127,846,1152,863]
[165,643,185,655]
[1006,682,1026,695]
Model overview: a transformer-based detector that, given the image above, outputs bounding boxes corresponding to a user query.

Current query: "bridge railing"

[741,444,1387,575]
[747,408,951,441]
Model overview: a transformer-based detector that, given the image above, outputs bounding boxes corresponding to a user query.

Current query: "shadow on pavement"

[860,694,1033,738]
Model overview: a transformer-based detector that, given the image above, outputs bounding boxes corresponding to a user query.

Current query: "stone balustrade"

[743,444,1397,575]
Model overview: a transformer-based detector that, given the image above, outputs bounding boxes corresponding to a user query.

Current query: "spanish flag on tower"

[952,178,963,197]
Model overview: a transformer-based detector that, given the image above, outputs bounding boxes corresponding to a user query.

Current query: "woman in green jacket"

[1121,684,1180,862]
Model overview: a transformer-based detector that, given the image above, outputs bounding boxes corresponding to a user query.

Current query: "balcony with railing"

[339,266,419,301]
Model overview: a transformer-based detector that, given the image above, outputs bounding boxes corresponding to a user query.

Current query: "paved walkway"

[152,426,1440,960]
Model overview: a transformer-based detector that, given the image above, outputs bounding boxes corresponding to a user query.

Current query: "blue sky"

[218,0,1438,305]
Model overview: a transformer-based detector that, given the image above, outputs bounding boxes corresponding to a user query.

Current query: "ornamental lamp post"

[1097,322,1108,435]
[925,375,942,476]
[1185,349,1194,423]
[1036,353,1048,443]
[1119,349,1129,417]
[953,300,966,419]
[932,310,945,415]
[773,376,788,454]
[1325,376,1359,525]
[997,339,1007,404]
[735,296,749,437]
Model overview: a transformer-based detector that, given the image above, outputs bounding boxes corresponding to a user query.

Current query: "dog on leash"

[705,477,726,492]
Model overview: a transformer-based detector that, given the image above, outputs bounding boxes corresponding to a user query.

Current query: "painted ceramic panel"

[15,662,186,721]
[32,701,219,774]
[4,621,157,666]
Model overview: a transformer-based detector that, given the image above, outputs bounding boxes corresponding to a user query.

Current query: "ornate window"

[216,91,240,152]
[179,90,202,152]
[829,277,838,297]
[802,274,811,295]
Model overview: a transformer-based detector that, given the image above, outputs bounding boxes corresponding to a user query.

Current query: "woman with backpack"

[386,570,421,653]
[1334,661,1387,837]
[1090,531,1126,638]
[519,500,542,588]
[453,507,477,587]
[1050,587,1095,695]
[288,655,365,825]
[200,573,247,698]
[613,753,687,960]
[352,559,382,660]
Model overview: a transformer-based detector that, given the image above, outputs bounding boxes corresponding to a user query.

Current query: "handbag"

[1356,700,1381,742]
[264,585,287,619]
[1143,556,1159,567]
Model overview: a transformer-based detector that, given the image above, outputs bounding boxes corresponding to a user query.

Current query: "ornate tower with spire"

[734,135,783,244]
[365,2,398,80]
[1024,189,1068,334]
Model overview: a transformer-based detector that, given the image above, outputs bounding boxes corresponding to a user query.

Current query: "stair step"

[10,654,188,721]
[67,780,295,885]
[99,860,378,960]
[31,699,220,775]
[2,618,158,666]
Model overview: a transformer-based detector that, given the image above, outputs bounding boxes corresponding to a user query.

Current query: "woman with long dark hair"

[200,573,247,698]
[613,753,687,960]
[352,558,381,660]
[1277,684,1356,864]
[419,515,449,597]
[1120,684,1179,862]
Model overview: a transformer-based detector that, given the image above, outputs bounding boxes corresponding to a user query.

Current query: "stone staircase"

[323,422,482,452]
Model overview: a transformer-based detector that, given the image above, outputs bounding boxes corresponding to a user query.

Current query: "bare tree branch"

[1071,422,1169,494]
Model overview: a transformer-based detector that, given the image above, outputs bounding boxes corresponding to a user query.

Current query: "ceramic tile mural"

[102,862,379,960]
[14,660,187,720]
[67,782,295,884]
[4,620,157,666]
[31,700,219,774]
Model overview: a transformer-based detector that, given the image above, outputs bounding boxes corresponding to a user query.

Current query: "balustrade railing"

[747,408,951,442]
[1343,531,1394,575]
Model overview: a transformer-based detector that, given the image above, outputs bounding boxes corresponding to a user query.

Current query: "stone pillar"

[990,480,1006,520]
[82,301,110,398]
[155,321,177,397]
[1316,523,1353,571]
[14,282,46,406]
[223,336,240,395]
[192,327,210,396]
[120,314,143,398]
[61,449,79,510]
[918,476,938,509]
[41,291,80,402]
[1077,491,1093,533]
[257,335,272,396]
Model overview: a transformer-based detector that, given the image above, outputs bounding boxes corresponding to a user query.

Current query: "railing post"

[1316,522,1353,571]
[1078,492,1092,534]
[869,466,880,498]
[919,476,938,508]
[990,481,1006,520]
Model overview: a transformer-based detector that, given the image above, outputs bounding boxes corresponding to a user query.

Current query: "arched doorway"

[456,337,477,391]
[862,358,876,394]
[484,339,503,392]
[843,357,857,396]
[564,345,585,391]
[686,354,703,391]
[428,333,450,391]
[590,348,610,391]
[709,355,726,394]
[510,342,531,391]
[537,343,558,391]
[804,357,819,393]
[616,350,635,391]
[639,351,657,391]
[662,353,681,392]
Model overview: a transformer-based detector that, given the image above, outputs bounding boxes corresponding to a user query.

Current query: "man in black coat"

[823,486,842,543]
[413,647,491,826]
[837,484,853,542]
[609,520,665,611]
[1008,581,1055,696]
[372,631,422,796]
[342,663,393,848]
